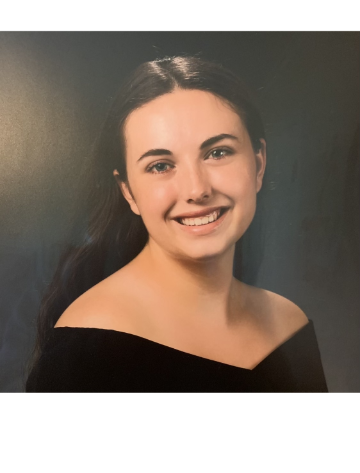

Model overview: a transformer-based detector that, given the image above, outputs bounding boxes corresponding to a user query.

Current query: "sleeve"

[255,321,328,392]
[25,328,120,392]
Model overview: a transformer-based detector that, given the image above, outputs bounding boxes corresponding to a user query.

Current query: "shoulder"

[241,282,309,338]
[54,270,144,333]
[267,290,309,337]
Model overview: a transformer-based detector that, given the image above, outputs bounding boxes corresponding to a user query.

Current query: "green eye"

[208,148,233,159]
[147,162,173,174]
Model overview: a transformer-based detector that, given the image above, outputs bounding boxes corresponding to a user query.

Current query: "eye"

[146,161,174,174]
[207,147,234,160]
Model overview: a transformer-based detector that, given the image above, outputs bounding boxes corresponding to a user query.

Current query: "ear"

[255,139,267,193]
[113,170,141,216]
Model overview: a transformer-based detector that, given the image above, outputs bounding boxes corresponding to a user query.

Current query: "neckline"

[53,320,312,372]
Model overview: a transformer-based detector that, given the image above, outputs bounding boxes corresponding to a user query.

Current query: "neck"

[133,239,244,323]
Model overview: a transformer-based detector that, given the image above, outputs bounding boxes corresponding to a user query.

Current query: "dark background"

[0,32,359,392]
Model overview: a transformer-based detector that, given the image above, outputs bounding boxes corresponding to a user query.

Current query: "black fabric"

[26,320,328,392]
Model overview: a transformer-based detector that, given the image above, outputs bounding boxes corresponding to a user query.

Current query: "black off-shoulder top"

[26,320,328,392]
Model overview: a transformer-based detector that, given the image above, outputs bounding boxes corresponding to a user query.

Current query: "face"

[117,89,266,262]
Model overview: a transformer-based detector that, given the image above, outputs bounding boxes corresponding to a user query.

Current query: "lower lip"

[172,208,230,235]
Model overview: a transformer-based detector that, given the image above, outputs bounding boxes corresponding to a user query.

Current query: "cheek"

[214,164,256,200]
[136,181,175,219]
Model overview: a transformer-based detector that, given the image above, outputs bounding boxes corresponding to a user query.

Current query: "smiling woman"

[118,89,265,261]
[26,56,328,392]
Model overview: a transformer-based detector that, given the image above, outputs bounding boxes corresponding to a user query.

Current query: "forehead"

[123,89,245,148]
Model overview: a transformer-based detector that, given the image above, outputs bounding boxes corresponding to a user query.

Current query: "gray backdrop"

[0,32,359,392]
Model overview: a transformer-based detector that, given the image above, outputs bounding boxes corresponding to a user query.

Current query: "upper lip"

[172,206,229,220]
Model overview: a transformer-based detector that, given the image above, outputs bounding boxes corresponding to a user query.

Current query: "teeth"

[180,209,221,226]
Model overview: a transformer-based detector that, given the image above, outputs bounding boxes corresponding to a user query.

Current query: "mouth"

[175,207,229,227]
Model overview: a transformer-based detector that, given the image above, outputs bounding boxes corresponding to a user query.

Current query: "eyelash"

[145,147,234,174]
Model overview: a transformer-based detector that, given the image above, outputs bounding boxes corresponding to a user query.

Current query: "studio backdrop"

[0,31,359,392]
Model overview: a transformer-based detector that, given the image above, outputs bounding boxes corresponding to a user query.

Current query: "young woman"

[26,56,328,392]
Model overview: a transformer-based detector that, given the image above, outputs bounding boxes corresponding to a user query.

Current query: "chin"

[175,240,235,263]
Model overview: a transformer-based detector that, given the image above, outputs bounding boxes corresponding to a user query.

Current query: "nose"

[178,161,212,203]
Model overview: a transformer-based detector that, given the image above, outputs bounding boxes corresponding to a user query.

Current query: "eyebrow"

[136,133,239,163]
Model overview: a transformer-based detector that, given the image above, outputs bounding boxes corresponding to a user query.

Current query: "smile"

[176,208,228,226]
[179,209,220,226]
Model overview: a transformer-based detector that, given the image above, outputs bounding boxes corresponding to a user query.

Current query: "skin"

[56,88,308,369]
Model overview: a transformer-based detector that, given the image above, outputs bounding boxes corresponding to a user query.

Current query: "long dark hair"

[28,55,265,372]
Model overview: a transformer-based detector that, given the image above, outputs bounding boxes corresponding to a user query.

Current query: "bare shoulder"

[54,268,144,333]
[241,282,309,338]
